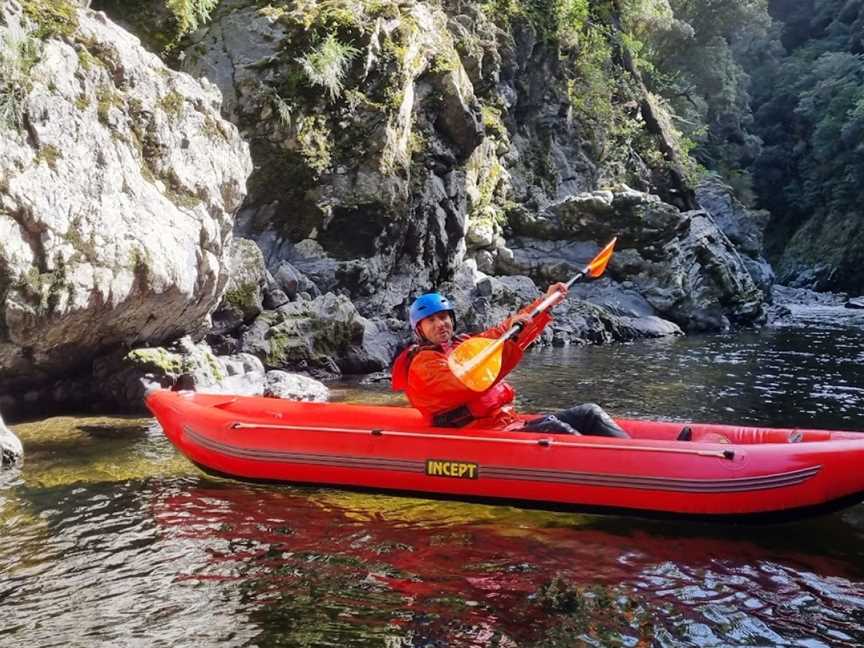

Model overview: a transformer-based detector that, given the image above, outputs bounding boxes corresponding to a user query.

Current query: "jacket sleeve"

[480,295,553,350]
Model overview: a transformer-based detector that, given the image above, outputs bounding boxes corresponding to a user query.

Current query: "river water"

[3,305,864,647]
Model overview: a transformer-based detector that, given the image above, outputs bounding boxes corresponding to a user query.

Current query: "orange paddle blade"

[585,237,617,278]
[447,337,503,392]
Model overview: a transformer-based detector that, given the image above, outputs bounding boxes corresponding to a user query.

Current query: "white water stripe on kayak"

[231,422,734,460]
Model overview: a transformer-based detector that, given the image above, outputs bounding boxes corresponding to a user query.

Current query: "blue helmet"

[409,293,454,329]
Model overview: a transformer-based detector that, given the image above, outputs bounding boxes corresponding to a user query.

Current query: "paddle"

[448,237,618,392]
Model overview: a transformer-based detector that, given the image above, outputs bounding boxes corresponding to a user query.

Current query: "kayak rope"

[230,422,735,460]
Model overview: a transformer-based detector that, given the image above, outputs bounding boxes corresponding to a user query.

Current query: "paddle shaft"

[450,238,617,382]
[453,270,588,377]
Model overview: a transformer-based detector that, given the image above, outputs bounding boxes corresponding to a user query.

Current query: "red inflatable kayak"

[146,390,864,519]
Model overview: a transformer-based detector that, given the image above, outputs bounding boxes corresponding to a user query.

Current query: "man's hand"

[545,282,568,304]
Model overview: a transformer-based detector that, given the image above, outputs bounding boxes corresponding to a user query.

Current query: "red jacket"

[391,297,552,428]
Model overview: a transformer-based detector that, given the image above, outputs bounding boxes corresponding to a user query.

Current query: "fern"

[297,34,359,101]
[166,0,220,35]
[272,92,293,128]
[0,21,41,130]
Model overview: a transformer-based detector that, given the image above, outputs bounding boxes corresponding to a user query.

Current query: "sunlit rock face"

[0,1,252,395]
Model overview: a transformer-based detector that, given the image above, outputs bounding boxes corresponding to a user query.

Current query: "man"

[391,286,629,437]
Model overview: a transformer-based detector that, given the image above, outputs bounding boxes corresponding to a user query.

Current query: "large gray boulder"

[503,187,767,332]
[696,176,774,295]
[238,293,403,377]
[0,2,252,396]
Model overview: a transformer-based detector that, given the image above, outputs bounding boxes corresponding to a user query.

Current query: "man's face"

[418,311,454,345]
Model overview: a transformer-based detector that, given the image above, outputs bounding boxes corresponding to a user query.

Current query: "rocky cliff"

[0,0,772,418]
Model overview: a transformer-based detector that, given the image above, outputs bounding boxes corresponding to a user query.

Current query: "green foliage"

[272,91,293,128]
[201,115,228,141]
[481,0,590,45]
[754,49,864,223]
[124,347,184,375]
[165,0,219,36]
[563,19,654,174]
[77,47,99,71]
[222,283,259,313]
[0,21,41,131]
[480,103,507,139]
[290,0,364,30]
[743,0,864,263]
[297,34,360,100]
[22,0,78,40]
[635,0,774,198]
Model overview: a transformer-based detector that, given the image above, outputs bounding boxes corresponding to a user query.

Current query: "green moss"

[265,328,296,366]
[35,144,61,169]
[383,86,405,113]
[22,0,79,41]
[126,97,144,120]
[139,161,157,185]
[164,181,202,210]
[124,348,184,375]
[159,90,185,117]
[297,114,333,176]
[96,86,122,125]
[480,104,506,139]
[468,148,505,226]
[430,47,460,74]
[223,283,258,312]
[128,248,154,284]
[205,352,225,382]
[76,47,99,71]
[0,15,42,131]
[74,93,89,111]
[13,261,68,314]
[258,4,288,21]
[408,130,426,157]
[64,217,99,261]
[343,88,386,112]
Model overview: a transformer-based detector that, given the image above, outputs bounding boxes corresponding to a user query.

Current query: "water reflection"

[5,473,864,647]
